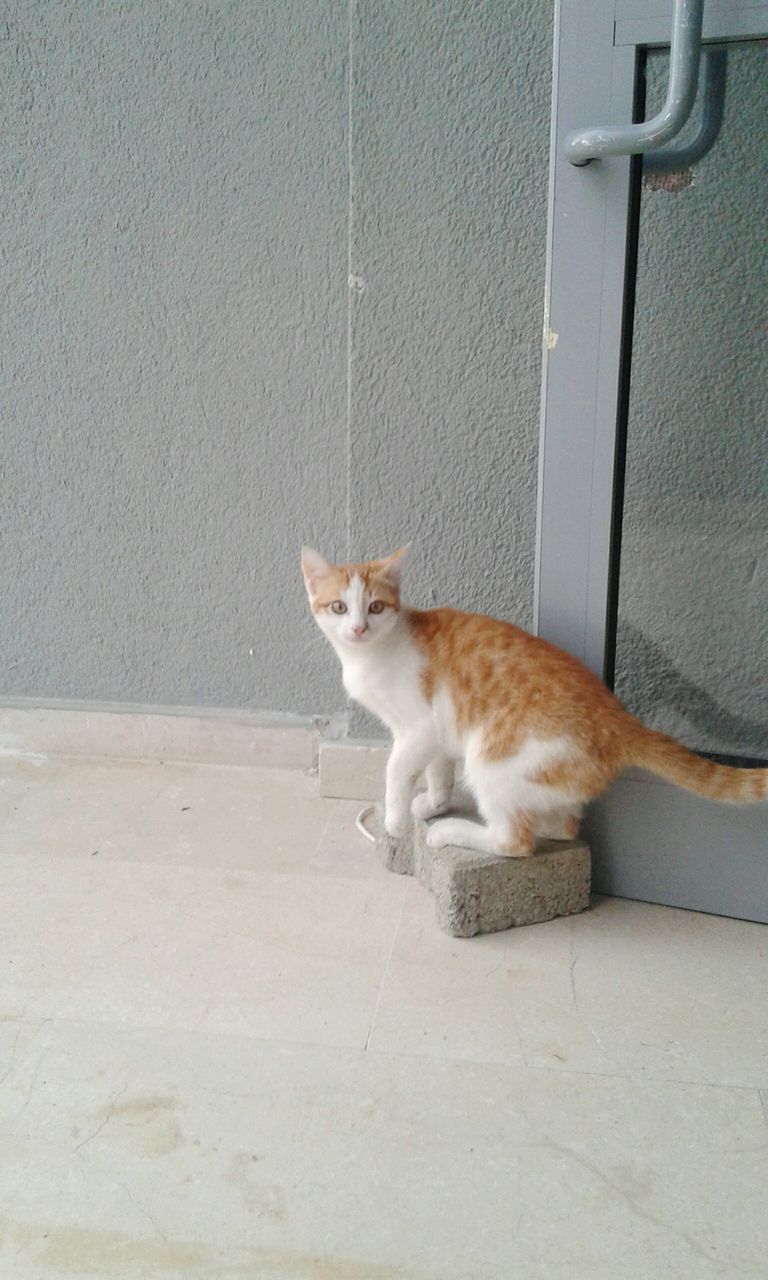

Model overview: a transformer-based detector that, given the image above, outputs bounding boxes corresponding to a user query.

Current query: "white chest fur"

[337,631,429,736]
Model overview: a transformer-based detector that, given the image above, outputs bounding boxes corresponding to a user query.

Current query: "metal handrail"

[644,46,727,173]
[563,0,705,165]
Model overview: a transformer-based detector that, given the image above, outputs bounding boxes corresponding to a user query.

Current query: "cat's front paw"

[411,791,450,822]
[384,809,409,839]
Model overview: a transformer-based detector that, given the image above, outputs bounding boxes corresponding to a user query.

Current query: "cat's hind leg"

[427,744,581,857]
[536,805,582,841]
[426,755,535,856]
[425,809,535,858]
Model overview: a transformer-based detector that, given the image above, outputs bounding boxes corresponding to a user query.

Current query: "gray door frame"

[535,0,768,920]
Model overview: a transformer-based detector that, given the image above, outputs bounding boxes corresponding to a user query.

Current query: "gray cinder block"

[372,806,590,938]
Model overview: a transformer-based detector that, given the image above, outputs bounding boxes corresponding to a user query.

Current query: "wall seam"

[345,0,355,561]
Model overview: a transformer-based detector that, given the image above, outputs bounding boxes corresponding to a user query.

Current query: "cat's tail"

[627,725,768,804]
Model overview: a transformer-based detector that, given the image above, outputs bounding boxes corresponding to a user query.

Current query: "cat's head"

[301,546,408,649]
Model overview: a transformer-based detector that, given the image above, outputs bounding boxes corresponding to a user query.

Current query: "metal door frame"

[535,0,768,919]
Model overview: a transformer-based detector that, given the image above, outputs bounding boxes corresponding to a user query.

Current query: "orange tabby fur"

[407,606,767,807]
[309,560,401,615]
[302,546,768,856]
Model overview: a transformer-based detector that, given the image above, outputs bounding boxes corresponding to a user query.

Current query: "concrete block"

[371,806,590,938]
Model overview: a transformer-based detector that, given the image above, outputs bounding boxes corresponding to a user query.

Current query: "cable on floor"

[355,805,376,843]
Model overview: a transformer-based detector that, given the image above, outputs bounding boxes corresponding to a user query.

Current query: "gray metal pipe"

[563,0,705,165]
[644,47,727,173]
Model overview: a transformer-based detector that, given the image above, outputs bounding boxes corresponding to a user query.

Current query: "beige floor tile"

[367,883,530,1068]
[0,757,363,876]
[0,1020,765,1280]
[1,753,766,1277]
[0,853,406,1050]
[556,896,768,1087]
[310,805,393,879]
[370,888,768,1087]
[0,764,39,824]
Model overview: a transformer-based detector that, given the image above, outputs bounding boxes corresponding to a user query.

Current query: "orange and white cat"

[301,546,768,856]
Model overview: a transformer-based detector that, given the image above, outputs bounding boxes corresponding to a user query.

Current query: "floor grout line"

[2,1007,763,1100]
[306,806,336,871]
[363,885,409,1052]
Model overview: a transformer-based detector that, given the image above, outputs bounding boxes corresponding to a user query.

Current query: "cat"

[301,545,768,857]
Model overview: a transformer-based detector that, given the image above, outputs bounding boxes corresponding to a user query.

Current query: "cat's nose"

[353,624,368,636]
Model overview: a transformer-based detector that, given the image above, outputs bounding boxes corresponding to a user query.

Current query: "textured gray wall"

[1,0,552,720]
[1,0,348,714]
[615,44,768,758]
[347,0,551,733]
[348,0,549,611]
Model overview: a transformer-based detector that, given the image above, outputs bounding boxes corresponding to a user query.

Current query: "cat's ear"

[301,546,334,596]
[378,544,410,588]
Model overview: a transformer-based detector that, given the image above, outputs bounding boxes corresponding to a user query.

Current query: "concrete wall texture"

[2,4,764,749]
[1,0,550,720]
[2,1,349,714]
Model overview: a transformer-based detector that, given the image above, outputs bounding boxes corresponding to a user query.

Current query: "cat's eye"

[330,600,347,615]
[369,600,385,614]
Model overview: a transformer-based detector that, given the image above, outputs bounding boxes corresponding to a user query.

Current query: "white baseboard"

[0,698,322,770]
[319,717,388,799]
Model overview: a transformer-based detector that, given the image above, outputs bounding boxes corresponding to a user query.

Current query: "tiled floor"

[1,756,766,1279]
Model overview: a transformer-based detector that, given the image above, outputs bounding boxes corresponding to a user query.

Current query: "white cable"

[355,805,376,843]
